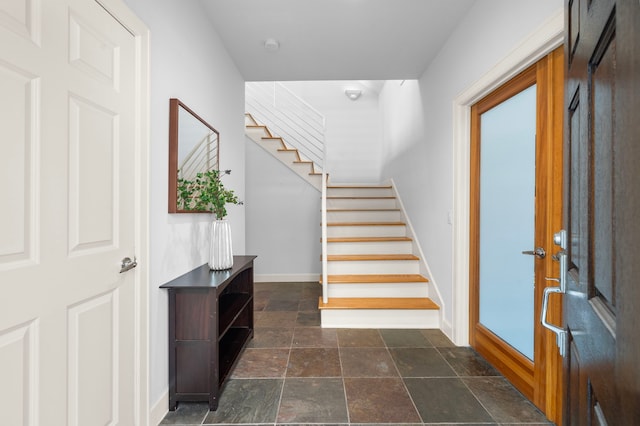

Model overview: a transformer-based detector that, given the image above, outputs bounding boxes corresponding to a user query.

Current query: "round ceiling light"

[264,38,280,51]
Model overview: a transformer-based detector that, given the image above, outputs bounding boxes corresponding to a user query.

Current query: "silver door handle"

[522,247,546,259]
[540,229,568,357]
[120,256,137,273]
[541,284,566,357]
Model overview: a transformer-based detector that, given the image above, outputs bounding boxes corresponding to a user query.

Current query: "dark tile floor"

[160,282,554,425]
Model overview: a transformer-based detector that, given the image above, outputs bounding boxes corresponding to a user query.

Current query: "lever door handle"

[120,256,137,273]
[522,247,546,259]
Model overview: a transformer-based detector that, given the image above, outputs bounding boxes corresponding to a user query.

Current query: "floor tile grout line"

[459,375,501,424]
[337,336,352,424]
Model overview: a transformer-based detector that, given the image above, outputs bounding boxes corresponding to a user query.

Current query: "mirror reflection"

[168,98,219,213]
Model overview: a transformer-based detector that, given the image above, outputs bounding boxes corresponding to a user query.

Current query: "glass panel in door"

[478,84,536,360]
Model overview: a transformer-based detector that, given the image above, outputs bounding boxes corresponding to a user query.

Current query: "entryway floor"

[159,282,553,425]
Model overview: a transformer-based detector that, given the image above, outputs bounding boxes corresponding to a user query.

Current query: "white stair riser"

[327,283,428,298]
[327,259,419,275]
[326,225,406,238]
[327,187,394,198]
[291,162,313,175]
[245,115,259,125]
[327,241,413,255]
[320,309,439,329]
[326,198,397,210]
[326,210,402,222]
[258,138,287,153]
[246,127,270,141]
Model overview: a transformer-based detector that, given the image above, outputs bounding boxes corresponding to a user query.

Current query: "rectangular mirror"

[168,98,219,213]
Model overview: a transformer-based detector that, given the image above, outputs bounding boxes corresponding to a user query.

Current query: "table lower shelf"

[219,326,253,384]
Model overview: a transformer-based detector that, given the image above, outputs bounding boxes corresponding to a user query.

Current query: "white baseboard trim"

[255,273,319,283]
[440,316,454,344]
[150,390,169,426]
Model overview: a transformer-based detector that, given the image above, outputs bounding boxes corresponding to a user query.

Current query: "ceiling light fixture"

[344,89,362,101]
[264,38,280,51]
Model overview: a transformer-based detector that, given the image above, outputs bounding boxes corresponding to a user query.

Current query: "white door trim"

[94,0,150,424]
[451,9,563,346]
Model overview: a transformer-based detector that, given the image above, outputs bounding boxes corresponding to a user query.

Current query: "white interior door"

[0,0,144,424]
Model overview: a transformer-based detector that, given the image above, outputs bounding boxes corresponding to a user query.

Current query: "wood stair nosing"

[320,274,429,284]
[323,236,413,243]
[246,125,272,137]
[324,254,420,261]
[244,113,258,125]
[318,297,439,310]
[325,222,406,227]
[327,185,393,189]
[326,196,396,200]
[326,208,401,212]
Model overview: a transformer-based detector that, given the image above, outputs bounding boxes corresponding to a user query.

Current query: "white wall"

[245,138,321,280]
[380,0,562,334]
[281,81,383,183]
[122,0,246,415]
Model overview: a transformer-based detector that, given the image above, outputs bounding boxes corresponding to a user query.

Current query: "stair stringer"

[389,178,447,332]
[245,113,323,191]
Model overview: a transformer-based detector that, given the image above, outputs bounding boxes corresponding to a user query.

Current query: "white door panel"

[0,0,142,423]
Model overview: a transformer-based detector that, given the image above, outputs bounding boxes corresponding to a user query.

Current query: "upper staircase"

[318,184,440,328]
[245,112,324,191]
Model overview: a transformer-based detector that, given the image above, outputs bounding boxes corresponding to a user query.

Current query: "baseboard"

[440,316,455,344]
[254,273,319,283]
[149,390,168,426]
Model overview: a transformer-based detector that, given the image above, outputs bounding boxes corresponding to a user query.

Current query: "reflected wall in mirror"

[168,98,219,213]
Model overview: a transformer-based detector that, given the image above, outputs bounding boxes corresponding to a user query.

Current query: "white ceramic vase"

[208,219,233,270]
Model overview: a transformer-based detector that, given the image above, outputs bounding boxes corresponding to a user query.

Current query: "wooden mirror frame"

[168,98,219,213]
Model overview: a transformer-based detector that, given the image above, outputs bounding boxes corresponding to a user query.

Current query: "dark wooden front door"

[562,0,640,423]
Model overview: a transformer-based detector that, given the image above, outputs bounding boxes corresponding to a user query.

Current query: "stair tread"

[326,222,406,226]
[328,185,393,189]
[318,297,439,310]
[326,254,419,261]
[327,196,396,199]
[321,274,429,283]
[327,208,401,212]
[325,237,412,242]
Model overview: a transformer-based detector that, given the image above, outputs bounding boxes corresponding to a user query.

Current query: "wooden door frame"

[450,10,564,424]
[468,49,564,422]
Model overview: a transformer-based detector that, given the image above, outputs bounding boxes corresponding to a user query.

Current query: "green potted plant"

[177,169,242,270]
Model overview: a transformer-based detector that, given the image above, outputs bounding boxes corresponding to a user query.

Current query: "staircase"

[318,185,440,328]
[245,113,324,191]
[245,83,440,329]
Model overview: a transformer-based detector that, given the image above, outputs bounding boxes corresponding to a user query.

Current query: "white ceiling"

[201,0,476,82]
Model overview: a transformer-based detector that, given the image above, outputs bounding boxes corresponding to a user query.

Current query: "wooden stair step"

[318,297,439,310]
[328,185,392,189]
[326,222,406,227]
[325,254,419,261]
[320,274,429,284]
[327,208,401,212]
[327,196,396,199]
[325,237,412,243]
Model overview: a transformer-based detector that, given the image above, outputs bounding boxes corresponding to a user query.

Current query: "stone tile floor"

[160,282,554,425]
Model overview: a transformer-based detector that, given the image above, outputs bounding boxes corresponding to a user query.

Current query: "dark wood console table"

[160,255,256,411]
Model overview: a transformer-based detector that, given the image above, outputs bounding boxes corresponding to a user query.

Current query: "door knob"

[522,247,546,259]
